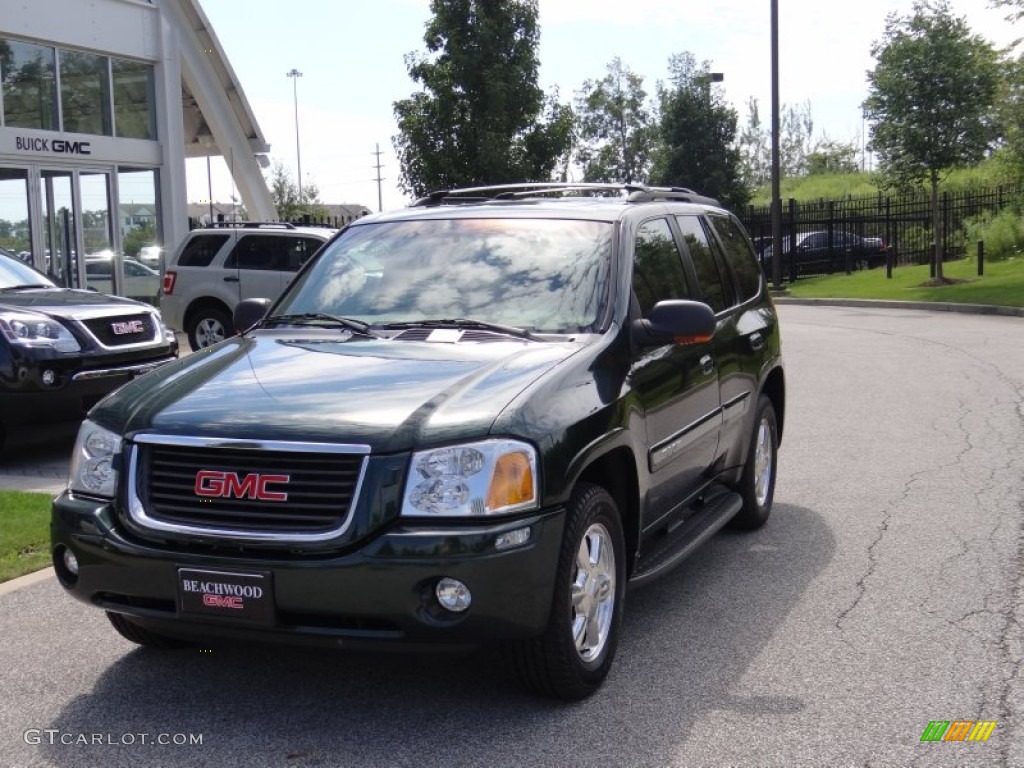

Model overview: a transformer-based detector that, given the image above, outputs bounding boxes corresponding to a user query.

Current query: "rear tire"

[730,395,778,530]
[505,483,625,700]
[106,611,193,649]
[186,305,232,351]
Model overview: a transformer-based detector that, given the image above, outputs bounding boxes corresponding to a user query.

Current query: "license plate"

[177,568,273,623]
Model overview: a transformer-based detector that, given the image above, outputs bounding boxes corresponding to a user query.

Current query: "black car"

[52,183,785,699]
[0,250,178,451]
[761,230,887,277]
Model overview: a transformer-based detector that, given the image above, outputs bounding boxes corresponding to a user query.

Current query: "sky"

[188,0,1021,214]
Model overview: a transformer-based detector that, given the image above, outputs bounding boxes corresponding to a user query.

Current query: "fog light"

[63,548,79,576]
[42,369,56,386]
[435,577,471,613]
[495,526,531,551]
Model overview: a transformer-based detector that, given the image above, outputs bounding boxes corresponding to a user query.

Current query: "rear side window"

[224,235,288,271]
[708,215,761,303]
[177,234,229,267]
[285,237,327,272]
[632,218,690,317]
[675,216,730,313]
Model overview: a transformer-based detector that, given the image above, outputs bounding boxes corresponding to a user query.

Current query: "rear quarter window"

[177,234,229,267]
[708,215,762,303]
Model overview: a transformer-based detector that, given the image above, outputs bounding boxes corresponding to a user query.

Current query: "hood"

[93,330,583,452]
[0,287,153,316]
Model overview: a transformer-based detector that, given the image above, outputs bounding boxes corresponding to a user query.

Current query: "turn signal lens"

[486,451,535,511]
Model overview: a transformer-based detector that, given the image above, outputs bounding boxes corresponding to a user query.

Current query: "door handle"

[749,332,765,351]
[699,355,715,375]
[223,276,240,283]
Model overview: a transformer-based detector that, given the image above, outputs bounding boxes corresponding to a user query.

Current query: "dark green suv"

[52,183,784,700]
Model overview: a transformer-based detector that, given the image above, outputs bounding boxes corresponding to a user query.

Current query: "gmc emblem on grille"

[194,470,290,501]
[111,320,145,335]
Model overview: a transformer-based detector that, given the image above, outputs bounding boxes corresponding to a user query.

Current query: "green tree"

[266,161,325,222]
[392,0,573,196]
[864,0,1000,280]
[651,53,748,210]
[738,97,771,188]
[573,57,656,183]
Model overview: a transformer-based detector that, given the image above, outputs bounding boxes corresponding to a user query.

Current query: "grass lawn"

[784,256,1024,308]
[0,491,54,583]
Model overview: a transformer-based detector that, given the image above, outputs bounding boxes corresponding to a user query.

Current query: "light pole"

[286,68,303,210]
[770,0,783,290]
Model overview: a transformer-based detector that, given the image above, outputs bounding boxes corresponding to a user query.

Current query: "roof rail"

[208,221,297,230]
[411,182,720,207]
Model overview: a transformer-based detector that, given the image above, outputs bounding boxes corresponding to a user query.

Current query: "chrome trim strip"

[649,407,722,472]
[71,357,177,381]
[721,391,751,424]
[132,434,372,454]
[126,437,370,542]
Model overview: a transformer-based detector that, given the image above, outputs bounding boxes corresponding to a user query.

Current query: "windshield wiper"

[266,313,382,339]
[380,318,537,341]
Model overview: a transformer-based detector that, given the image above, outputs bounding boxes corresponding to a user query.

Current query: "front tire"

[506,483,626,700]
[186,305,232,351]
[106,612,193,649]
[730,395,778,530]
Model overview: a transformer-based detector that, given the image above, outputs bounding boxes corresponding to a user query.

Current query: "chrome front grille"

[127,436,370,542]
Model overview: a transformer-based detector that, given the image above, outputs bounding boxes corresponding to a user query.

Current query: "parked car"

[52,183,785,700]
[761,230,887,277]
[0,249,177,452]
[85,253,161,305]
[160,222,337,350]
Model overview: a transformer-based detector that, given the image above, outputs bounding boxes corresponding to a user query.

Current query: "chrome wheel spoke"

[569,521,616,663]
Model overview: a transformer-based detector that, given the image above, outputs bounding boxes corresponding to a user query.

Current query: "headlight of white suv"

[401,439,538,517]
[0,311,80,352]
[69,420,122,498]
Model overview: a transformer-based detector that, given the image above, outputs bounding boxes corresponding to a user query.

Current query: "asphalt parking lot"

[1,305,1022,767]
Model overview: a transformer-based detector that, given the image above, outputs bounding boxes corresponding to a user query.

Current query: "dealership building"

[0,0,274,295]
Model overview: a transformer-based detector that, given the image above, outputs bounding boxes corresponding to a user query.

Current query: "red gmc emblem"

[194,470,290,501]
[111,320,145,335]
[203,594,243,609]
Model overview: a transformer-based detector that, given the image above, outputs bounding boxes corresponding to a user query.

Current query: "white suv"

[161,222,336,350]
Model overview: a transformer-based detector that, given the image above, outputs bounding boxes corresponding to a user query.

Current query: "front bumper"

[51,492,565,650]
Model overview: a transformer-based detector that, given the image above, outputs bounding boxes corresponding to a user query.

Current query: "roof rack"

[411,182,720,207]
[208,221,297,229]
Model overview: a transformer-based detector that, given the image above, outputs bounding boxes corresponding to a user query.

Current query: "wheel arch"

[183,297,233,331]
[760,365,786,446]
[574,445,641,578]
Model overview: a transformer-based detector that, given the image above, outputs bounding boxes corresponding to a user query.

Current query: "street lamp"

[286,68,303,209]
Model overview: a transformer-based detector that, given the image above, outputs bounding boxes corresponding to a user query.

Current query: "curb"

[0,567,54,596]
[772,297,1024,317]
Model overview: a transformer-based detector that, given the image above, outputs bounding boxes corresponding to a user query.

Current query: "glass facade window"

[118,167,161,267]
[1,39,58,130]
[112,58,155,140]
[59,49,113,135]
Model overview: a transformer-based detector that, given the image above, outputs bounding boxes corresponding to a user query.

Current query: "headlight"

[0,311,80,352]
[401,439,538,517]
[68,420,122,498]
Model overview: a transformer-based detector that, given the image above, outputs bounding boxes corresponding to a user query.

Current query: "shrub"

[962,208,1024,261]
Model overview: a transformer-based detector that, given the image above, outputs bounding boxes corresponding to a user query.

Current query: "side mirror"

[631,300,716,348]
[233,298,272,334]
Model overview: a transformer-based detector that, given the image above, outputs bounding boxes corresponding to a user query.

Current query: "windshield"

[273,218,613,334]
[0,253,56,290]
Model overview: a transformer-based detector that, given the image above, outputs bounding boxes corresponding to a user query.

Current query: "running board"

[629,489,743,587]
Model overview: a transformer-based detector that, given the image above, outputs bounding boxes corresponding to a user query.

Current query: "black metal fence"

[739,185,1023,279]
[187,215,349,230]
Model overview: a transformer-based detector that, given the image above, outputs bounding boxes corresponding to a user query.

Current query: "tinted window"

[675,216,729,313]
[709,215,761,303]
[285,237,326,272]
[1,39,58,130]
[59,49,112,135]
[85,260,112,276]
[632,218,690,317]
[225,235,288,271]
[177,234,228,267]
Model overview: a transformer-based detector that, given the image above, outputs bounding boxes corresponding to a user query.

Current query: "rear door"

[223,234,289,302]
